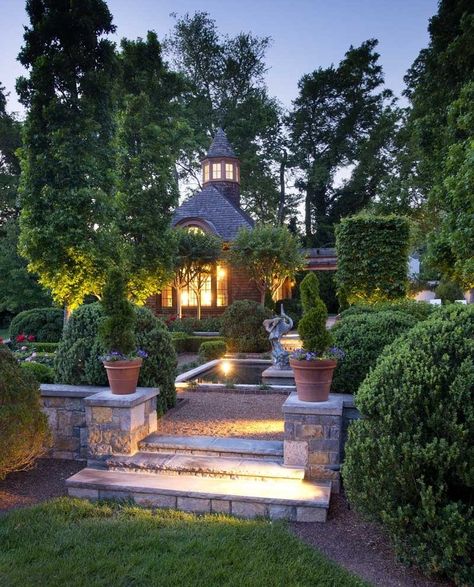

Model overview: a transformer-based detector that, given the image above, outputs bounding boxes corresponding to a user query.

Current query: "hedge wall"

[335,215,410,305]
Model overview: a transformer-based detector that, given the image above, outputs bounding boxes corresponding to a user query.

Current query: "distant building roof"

[173,185,254,241]
[205,128,237,159]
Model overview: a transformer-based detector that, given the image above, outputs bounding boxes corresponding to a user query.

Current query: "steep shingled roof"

[206,128,237,158]
[172,185,253,241]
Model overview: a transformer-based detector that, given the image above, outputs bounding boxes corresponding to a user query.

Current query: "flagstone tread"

[139,435,283,458]
[106,452,304,480]
[67,468,331,511]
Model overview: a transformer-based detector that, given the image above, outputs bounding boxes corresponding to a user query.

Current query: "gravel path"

[157,391,286,440]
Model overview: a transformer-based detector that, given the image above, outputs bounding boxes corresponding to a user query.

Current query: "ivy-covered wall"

[335,215,410,305]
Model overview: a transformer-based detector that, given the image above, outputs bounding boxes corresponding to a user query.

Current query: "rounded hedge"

[331,310,417,393]
[20,361,54,383]
[199,340,227,361]
[339,299,434,322]
[220,301,272,353]
[55,303,177,413]
[343,305,474,585]
[0,347,51,479]
[9,307,64,342]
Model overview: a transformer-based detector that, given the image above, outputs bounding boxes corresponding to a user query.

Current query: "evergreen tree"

[116,31,189,304]
[17,0,118,309]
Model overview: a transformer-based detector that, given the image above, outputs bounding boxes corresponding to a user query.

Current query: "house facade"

[147,129,293,318]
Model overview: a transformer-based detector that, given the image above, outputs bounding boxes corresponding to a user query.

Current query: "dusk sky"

[1,0,438,116]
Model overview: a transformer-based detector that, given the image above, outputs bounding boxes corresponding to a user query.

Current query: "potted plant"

[99,268,147,395]
[289,273,344,402]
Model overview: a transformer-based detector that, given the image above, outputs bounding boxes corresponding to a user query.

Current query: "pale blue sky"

[1,0,438,115]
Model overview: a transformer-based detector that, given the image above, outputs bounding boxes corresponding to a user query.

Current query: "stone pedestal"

[261,366,295,386]
[85,387,159,466]
[282,393,352,492]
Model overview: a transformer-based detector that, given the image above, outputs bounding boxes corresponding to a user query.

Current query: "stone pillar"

[282,393,353,493]
[85,387,159,467]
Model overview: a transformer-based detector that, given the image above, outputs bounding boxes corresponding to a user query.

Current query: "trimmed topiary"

[332,310,417,393]
[20,361,54,383]
[343,305,474,585]
[297,299,332,354]
[199,340,227,361]
[220,301,272,353]
[55,303,177,413]
[299,272,320,312]
[0,347,51,479]
[9,307,64,342]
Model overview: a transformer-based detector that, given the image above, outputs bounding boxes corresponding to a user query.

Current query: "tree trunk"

[277,150,287,225]
[63,305,71,326]
[176,288,182,319]
[305,188,312,245]
[260,286,266,306]
[197,295,202,320]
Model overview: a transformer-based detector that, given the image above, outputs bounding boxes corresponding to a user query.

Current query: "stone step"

[106,452,304,481]
[139,435,283,460]
[67,468,331,522]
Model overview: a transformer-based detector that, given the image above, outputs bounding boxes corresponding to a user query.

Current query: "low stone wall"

[40,384,159,463]
[40,385,103,460]
[282,393,357,492]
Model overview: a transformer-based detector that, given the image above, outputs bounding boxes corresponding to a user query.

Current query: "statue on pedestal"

[263,305,293,369]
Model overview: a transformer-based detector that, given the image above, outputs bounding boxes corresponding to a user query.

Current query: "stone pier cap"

[282,392,354,416]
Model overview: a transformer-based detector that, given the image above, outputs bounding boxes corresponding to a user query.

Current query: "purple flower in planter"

[136,349,148,359]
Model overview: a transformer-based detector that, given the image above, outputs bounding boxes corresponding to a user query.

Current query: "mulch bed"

[0,459,453,587]
[291,492,453,587]
[0,458,84,513]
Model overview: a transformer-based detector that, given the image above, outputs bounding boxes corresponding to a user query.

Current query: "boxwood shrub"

[20,362,54,383]
[55,303,177,413]
[339,299,434,322]
[331,310,417,393]
[220,301,272,353]
[343,305,474,585]
[199,340,227,361]
[0,347,51,479]
[9,307,64,342]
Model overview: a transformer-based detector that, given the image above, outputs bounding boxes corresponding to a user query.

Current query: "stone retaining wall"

[40,384,159,463]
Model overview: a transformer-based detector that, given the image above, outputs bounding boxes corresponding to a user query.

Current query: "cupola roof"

[205,127,237,158]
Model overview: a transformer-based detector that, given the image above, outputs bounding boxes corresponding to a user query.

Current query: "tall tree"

[0,84,53,313]
[17,0,118,310]
[166,12,294,223]
[116,31,189,304]
[288,40,396,245]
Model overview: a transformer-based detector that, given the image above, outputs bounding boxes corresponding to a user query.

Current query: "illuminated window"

[225,163,233,180]
[181,273,212,307]
[203,163,210,182]
[216,264,228,306]
[212,162,221,179]
[186,225,205,234]
[235,165,240,182]
[161,285,173,308]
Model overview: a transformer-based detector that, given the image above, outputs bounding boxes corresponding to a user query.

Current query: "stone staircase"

[67,434,331,521]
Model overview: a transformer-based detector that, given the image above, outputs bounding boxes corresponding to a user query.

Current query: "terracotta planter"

[290,358,337,402]
[103,358,142,395]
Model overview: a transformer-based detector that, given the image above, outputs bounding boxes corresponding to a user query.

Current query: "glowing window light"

[203,163,210,182]
[225,163,233,180]
[212,162,221,179]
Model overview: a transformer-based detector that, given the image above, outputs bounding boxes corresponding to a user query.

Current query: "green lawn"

[0,498,368,587]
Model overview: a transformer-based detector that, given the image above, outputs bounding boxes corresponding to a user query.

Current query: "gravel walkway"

[157,391,286,440]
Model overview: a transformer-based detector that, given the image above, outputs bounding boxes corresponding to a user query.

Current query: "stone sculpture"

[263,305,294,369]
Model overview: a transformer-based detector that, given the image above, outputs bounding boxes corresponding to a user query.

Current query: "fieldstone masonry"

[282,392,356,493]
[85,388,159,467]
[40,384,160,463]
